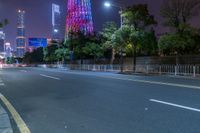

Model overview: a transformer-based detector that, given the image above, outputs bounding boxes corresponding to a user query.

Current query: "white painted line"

[38,70,200,90]
[150,99,200,113]
[0,83,4,86]
[20,70,27,72]
[99,76,200,90]
[40,74,60,80]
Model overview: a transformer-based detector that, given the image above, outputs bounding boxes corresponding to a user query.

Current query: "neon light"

[66,0,94,36]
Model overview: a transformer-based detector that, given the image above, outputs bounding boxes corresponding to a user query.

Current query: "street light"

[104,1,123,28]
[104,2,111,7]
[103,1,124,72]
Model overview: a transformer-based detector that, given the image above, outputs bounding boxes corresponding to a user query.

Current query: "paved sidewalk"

[0,104,13,133]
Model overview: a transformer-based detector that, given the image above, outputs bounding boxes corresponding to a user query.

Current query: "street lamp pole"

[104,2,123,27]
[104,1,124,73]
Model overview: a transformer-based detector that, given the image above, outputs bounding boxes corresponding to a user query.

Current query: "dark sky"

[0,0,200,46]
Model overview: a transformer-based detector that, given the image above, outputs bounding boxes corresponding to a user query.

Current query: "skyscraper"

[16,10,26,57]
[66,0,94,37]
[5,42,12,58]
[0,29,5,53]
[52,3,61,40]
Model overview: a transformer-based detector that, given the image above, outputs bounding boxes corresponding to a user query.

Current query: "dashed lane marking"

[150,99,200,113]
[99,76,200,90]
[40,74,60,80]
[20,70,27,73]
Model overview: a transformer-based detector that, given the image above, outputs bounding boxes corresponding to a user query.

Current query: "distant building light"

[5,42,11,46]
[16,47,25,49]
[54,29,59,33]
[16,36,25,39]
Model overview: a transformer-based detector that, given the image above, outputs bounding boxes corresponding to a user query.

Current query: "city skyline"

[0,1,200,133]
[1,0,200,47]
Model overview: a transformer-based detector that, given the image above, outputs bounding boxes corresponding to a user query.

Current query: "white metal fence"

[37,64,200,77]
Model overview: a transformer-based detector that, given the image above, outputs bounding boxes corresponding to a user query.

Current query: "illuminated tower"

[66,0,94,37]
[16,10,26,57]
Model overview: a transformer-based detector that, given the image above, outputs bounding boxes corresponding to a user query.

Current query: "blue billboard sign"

[29,38,48,47]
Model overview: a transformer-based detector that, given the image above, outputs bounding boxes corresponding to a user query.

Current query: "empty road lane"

[0,67,200,133]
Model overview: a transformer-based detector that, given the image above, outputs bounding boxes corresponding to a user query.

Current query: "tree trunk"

[94,55,96,65]
[132,47,136,73]
[110,48,115,64]
[120,48,124,73]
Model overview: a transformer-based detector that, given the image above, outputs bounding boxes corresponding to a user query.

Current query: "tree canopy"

[160,0,200,32]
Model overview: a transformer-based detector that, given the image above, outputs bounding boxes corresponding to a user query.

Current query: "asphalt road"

[0,67,200,133]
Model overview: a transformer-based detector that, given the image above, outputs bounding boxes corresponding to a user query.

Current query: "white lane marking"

[98,76,200,90]
[20,70,27,72]
[0,83,5,86]
[150,99,200,113]
[37,69,200,90]
[40,74,60,80]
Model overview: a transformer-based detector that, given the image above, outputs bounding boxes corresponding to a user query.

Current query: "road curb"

[0,103,13,133]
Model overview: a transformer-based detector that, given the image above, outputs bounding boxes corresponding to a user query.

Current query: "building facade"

[16,10,26,57]
[52,3,61,40]
[5,42,12,58]
[0,30,5,53]
[66,0,94,37]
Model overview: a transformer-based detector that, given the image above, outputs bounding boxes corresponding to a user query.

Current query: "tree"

[67,31,103,64]
[112,26,131,72]
[66,31,89,64]
[82,42,104,64]
[122,4,157,30]
[160,0,200,32]
[23,47,44,64]
[121,4,157,72]
[158,33,195,55]
[100,22,118,64]
[55,45,70,63]
[0,19,9,28]
[43,45,58,63]
[6,57,15,64]
[140,29,158,55]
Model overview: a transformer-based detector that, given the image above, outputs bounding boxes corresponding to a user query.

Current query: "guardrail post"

[175,66,177,76]
[159,65,161,75]
[193,66,196,77]
[146,65,149,74]
[93,65,95,71]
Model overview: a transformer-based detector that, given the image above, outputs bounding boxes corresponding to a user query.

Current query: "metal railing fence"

[37,64,200,77]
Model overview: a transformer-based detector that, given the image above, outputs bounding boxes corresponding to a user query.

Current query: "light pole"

[104,1,124,72]
[104,1,123,28]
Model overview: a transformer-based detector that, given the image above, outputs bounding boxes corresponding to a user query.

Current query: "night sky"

[0,0,200,47]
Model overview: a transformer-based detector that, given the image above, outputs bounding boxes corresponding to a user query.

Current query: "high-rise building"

[66,0,94,37]
[52,3,61,40]
[0,29,5,53]
[16,10,26,57]
[5,42,12,58]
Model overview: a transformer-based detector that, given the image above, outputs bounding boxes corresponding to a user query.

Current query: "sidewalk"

[0,104,13,133]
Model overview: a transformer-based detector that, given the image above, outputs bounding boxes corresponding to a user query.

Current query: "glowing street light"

[103,1,123,28]
[104,2,111,7]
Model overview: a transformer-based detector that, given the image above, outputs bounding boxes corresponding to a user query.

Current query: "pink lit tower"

[66,0,94,37]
